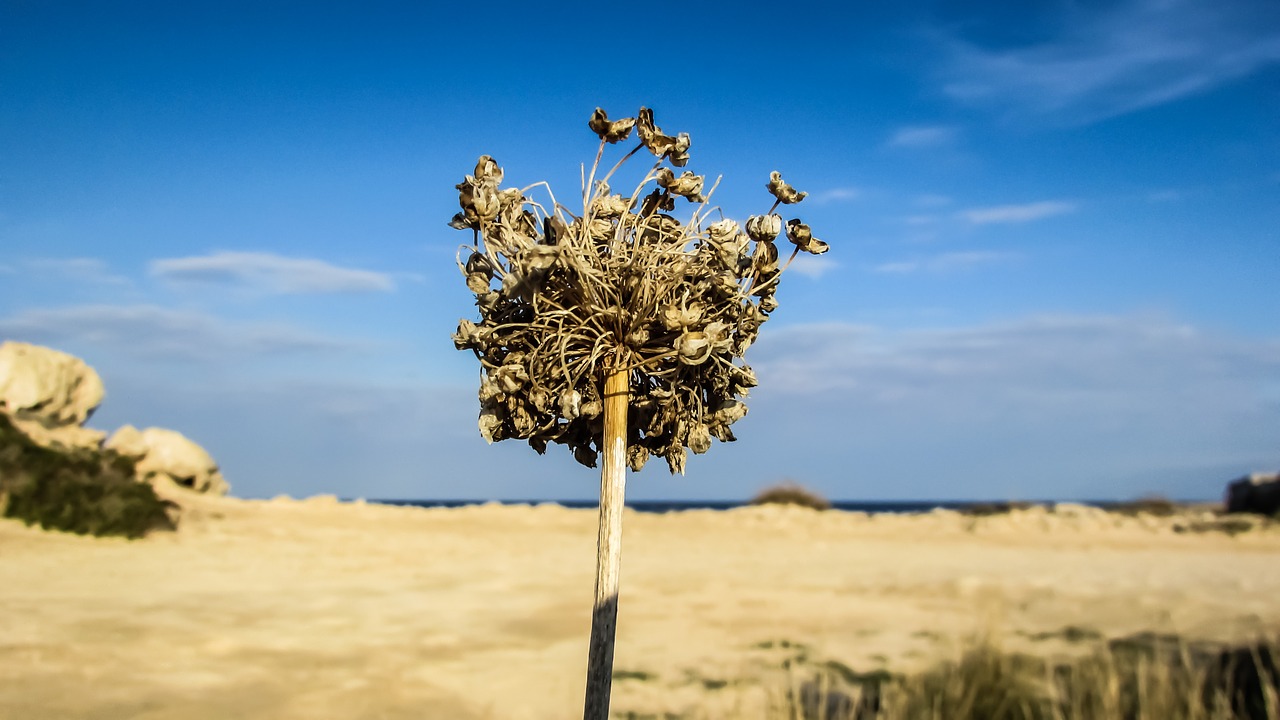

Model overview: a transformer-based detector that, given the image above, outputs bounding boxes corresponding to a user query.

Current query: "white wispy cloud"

[873,250,1014,274]
[915,194,953,207]
[812,187,861,204]
[938,0,1280,122]
[737,314,1280,497]
[887,125,956,148]
[787,256,839,279]
[149,252,395,294]
[0,304,357,360]
[960,200,1075,224]
[752,314,1280,398]
[25,257,130,285]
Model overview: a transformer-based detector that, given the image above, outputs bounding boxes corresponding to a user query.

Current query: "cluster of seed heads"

[450,106,828,474]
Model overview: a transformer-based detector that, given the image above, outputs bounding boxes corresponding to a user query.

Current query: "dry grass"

[746,633,1280,720]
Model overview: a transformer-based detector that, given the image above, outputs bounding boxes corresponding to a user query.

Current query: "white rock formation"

[1,340,231,496]
[0,341,106,450]
[105,425,230,496]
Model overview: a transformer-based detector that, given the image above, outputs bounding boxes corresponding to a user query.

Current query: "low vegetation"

[0,413,175,538]
[1100,495,1183,517]
[758,632,1280,720]
[749,481,832,511]
[959,501,1038,516]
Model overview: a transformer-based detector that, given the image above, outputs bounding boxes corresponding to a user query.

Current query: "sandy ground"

[2,490,1279,720]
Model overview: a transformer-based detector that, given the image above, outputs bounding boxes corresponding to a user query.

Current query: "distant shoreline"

[363,498,1220,515]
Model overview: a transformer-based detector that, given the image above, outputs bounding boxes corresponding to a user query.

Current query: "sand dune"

[2,492,1277,719]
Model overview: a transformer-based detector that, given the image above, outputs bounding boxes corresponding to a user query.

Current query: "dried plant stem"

[582,366,630,720]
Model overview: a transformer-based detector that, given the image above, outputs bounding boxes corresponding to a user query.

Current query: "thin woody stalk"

[449,105,830,720]
[583,366,629,720]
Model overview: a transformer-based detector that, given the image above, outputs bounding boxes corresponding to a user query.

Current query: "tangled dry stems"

[450,106,827,474]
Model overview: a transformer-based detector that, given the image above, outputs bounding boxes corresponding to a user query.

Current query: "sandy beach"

[2,492,1278,720]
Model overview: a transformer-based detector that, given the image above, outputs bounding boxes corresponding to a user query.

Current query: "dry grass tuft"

[708,633,1280,720]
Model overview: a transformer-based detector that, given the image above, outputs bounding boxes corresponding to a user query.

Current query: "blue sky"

[2,0,1277,501]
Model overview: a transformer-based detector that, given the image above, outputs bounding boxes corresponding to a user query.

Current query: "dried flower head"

[766,171,808,205]
[588,108,636,144]
[449,106,827,474]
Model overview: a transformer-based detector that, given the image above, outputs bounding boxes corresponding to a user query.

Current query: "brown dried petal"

[664,445,687,475]
[655,168,705,202]
[474,155,503,183]
[766,171,808,204]
[524,244,560,270]
[704,321,732,352]
[639,189,676,216]
[752,238,779,271]
[473,183,500,220]
[543,215,569,245]
[478,400,503,443]
[707,219,739,243]
[661,302,703,330]
[529,387,554,414]
[709,423,737,443]
[452,318,479,350]
[713,270,742,294]
[559,389,582,421]
[574,444,598,468]
[586,217,613,242]
[637,107,676,158]
[732,364,758,390]
[588,108,636,144]
[675,332,713,365]
[784,218,829,254]
[476,291,500,313]
[509,400,536,436]
[627,445,649,472]
[495,363,529,394]
[669,133,691,167]
[592,192,631,218]
[448,212,477,231]
[687,423,712,454]
[710,399,748,425]
[466,272,491,294]
[465,252,492,275]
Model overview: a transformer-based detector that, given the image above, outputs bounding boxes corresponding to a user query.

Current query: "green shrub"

[0,413,175,538]
[749,481,831,511]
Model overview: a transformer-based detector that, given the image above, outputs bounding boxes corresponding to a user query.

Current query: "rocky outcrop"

[1226,472,1280,516]
[105,425,229,496]
[0,340,230,497]
[0,341,106,450]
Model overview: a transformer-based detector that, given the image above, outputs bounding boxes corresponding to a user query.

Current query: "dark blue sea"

[368,499,1117,514]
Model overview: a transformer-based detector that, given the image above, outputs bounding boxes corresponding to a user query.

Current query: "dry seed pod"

[766,171,808,205]
[655,168,706,203]
[588,108,636,144]
[746,214,782,242]
[785,218,830,255]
